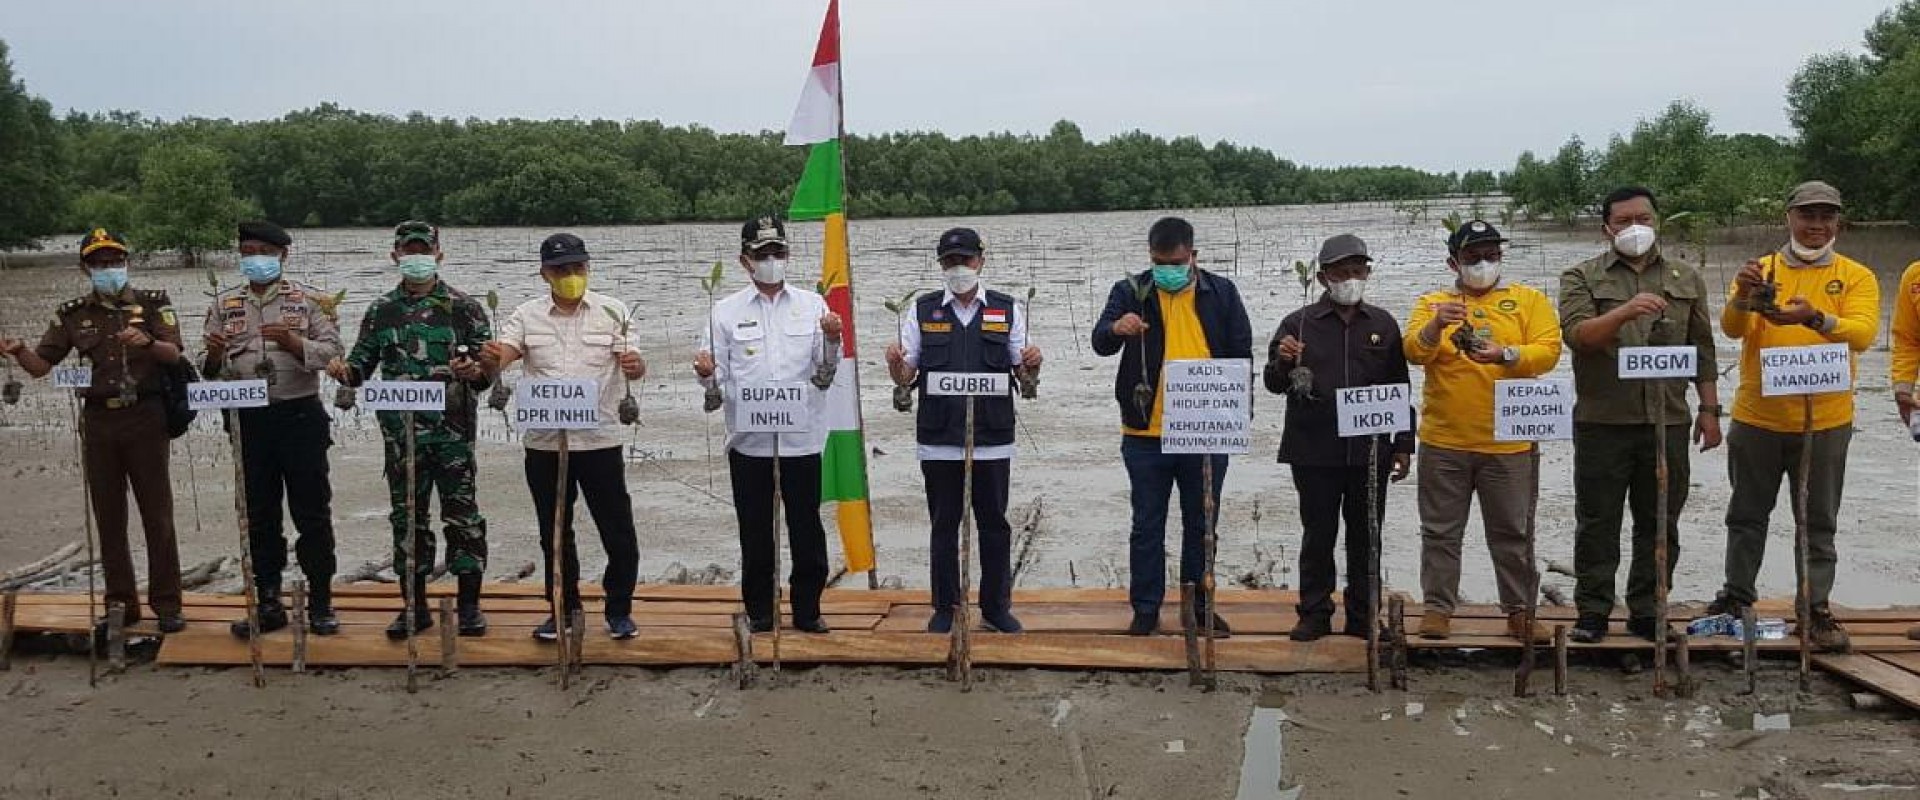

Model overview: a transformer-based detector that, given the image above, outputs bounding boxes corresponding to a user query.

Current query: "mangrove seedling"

[1286,260,1316,397]
[883,288,920,412]
[604,305,640,425]
[1128,273,1154,420]
[699,262,726,413]
[1014,285,1039,400]
[484,290,511,413]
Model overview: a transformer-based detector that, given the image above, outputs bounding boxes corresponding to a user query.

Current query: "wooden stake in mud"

[549,429,573,689]
[1674,630,1693,698]
[438,596,457,672]
[950,395,977,691]
[1198,453,1219,692]
[402,411,421,694]
[1365,436,1382,693]
[1512,443,1542,698]
[0,590,16,671]
[1741,606,1759,695]
[1653,390,1672,699]
[289,580,307,674]
[1179,583,1202,687]
[1387,594,1407,691]
[1794,394,1814,691]
[105,602,126,674]
[732,612,755,689]
[1553,624,1569,697]
[225,412,266,688]
[71,397,101,688]
[770,435,786,672]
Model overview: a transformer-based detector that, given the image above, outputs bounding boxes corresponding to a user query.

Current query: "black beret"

[237,220,292,247]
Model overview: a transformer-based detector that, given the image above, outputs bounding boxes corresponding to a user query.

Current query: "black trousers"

[923,458,1013,614]
[1291,463,1388,628]
[525,446,639,618]
[235,396,336,591]
[727,449,830,622]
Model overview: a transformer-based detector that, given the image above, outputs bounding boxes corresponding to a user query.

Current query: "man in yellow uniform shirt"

[1711,181,1880,652]
[1893,254,1920,641]
[1404,220,1563,642]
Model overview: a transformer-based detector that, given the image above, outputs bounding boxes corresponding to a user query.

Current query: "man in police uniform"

[328,221,494,637]
[0,229,187,634]
[693,217,843,633]
[204,220,344,638]
[885,228,1042,634]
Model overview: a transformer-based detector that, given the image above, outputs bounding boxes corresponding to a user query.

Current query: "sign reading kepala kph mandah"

[358,381,445,412]
[1159,359,1251,454]
[1336,383,1412,437]
[513,378,600,430]
[1759,343,1852,397]
[735,382,811,433]
[1493,379,1573,442]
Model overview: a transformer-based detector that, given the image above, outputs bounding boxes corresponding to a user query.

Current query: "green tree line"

[1505,1,1920,226]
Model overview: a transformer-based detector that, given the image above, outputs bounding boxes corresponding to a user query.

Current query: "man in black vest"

[885,228,1042,634]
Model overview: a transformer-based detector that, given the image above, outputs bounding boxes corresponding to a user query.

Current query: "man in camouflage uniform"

[0,228,187,635]
[205,220,344,638]
[328,221,493,637]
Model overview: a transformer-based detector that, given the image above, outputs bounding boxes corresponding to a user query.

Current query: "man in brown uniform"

[0,229,186,633]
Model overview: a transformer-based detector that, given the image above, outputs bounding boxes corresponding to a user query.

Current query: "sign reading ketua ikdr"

[1336,383,1412,438]
[1159,359,1251,454]
[1759,343,1852,397]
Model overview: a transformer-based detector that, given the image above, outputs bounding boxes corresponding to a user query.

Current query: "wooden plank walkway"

[4,586,1916,675]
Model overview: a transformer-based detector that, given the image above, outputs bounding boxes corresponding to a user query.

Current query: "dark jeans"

[728,449,830,622]
[923,458,1013,615]
[1120,436,1229,615]
[235,396,336,591]
[525,446,639,618]
[1291,463,1388,628]
[1722,421,1850,610]
[1572,422,1689,620]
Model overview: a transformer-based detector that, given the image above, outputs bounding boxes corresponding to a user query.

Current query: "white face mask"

[1326,278,1367,306]
[1458,260,1501,290]
[752,257,787,285]
[1788,237,1835,263]
[1612,224,1657,259]
[943,265,980,295]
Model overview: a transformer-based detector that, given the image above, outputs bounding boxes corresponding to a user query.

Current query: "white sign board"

[735,382,811,433]
[1159,359,1252,454]
[925,372,1010,397]
[1618,346,1697,380]
[513,378,601,430]
[1336,383,1413,438]
[1493,379,1573,442]
[1760,343,1852,397]
[359,380,445,412]
[51,365,93,389]
[188,379,270,410]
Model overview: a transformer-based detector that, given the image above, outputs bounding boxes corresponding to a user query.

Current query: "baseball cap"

[78,228,129,258]
[741,216,787,252]
[539,233,590,267]
[936,227,984,258]
[393,220,439,247]
[1316,233,1370,266]
[1786,180,1843,210]
[1446,219,1508,252]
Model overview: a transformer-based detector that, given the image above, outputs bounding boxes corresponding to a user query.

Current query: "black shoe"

[308,611,341,636]
[156,614,187,634]
[1127,610,1158,636]
[384,609,435,640]
[455,572,487,636]
[1569,614,1609,644]
[926,609,955,634]
[1625,616,1668,642]
[607,615,638,640]
[1289,616,1332,642]
[1341,617,1376,639]
[1706,594,1750,618]
[229,596,289,639]
[980,610,1023,634]
[749,617,776,634]
[793,616,832,634]
[532,616,559,642]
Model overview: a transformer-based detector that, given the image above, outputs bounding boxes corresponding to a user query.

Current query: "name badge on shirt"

[920,322,953,333]
[981,322,1010,333]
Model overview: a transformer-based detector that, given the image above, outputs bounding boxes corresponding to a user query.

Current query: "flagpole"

[829,1,881,591]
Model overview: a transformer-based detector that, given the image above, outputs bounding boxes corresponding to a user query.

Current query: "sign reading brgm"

[513,379,600,430]
[1493,379,1573,442]
[1159,359,1251,454]
[359,381,445,412]
[1618,346,1697,380]
[188,379,270,410]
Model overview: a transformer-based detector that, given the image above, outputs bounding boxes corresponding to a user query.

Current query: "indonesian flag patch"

[983,308,1007,324]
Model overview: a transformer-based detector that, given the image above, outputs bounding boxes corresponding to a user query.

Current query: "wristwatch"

[1500,346,1518,364]
[1802,311,1827,331]
[1698,405,1725,418]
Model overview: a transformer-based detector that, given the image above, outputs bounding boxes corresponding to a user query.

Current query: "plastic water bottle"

[1686,614,1736,637]
[1755,619,1790,640]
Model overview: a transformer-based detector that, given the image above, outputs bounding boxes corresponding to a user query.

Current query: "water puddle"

[1236,690,1304,800]
[1725,708,1892,731]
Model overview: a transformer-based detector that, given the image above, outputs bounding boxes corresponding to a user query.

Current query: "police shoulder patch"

[1824,279,1844,295]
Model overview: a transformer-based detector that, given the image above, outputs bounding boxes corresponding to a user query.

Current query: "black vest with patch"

[914,290,1017,448]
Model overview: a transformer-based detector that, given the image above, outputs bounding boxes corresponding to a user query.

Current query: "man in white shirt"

[481,233,647,641]
[693,217,843,633]
[884,228,1042,634]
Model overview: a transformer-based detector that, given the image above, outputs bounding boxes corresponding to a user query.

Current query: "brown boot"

[1418,610,1451,640]
[1506,612,1551,643]
[1907,623,1920,642]
[1804,612,1851,653]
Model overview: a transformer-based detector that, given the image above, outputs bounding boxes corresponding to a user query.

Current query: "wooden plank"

[1413,634,1920,653]
[1874,652,1920,673]
[1814,654,1920,713]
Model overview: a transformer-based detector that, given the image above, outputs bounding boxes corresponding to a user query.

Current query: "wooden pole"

[105,602,126,674]
[1366,438,1382,693]
[1653,394,1671,699]
[1199,453,1218,692]
[438,597,457,672]
[0,590,15,671]
[403,411,420,694]
[1674,629,1693,698]
[1794,394,1814,691]
[1512,443,1542,698]
[1387,593,1407,690]
[1552,624,1569,696]
[226,412,266,688]
[1741,606,1759,695]
[950,395,976,690]
[290,580,307,674]
[550,429,572,689]
[732,612,755,689]
[1180,583,1201,686]
[72,397,100,688]
[771,436,785,672]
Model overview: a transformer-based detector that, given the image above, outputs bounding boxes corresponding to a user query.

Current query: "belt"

[85,394,154,411]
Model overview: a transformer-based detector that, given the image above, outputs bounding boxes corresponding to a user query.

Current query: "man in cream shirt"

[482,233,646,641]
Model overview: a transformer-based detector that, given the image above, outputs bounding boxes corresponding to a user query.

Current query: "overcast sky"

[3,0,1897,172]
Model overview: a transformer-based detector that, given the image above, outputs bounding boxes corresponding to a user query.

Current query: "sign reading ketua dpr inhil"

[1760,343,1852,397]
[513,378,600,430]
[1159,359,1251,454]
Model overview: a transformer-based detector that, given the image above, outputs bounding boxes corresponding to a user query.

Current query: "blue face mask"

[240,254,283,284]
[1150,263,1192,292]
[90,266,129,295]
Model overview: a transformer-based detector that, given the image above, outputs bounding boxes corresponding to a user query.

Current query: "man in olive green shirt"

[1558,187,1723,644]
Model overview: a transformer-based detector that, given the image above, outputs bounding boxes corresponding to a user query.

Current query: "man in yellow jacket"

[1712,181,1880,653]
[1405,220,1563,642]
[1895,256,1920,642]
